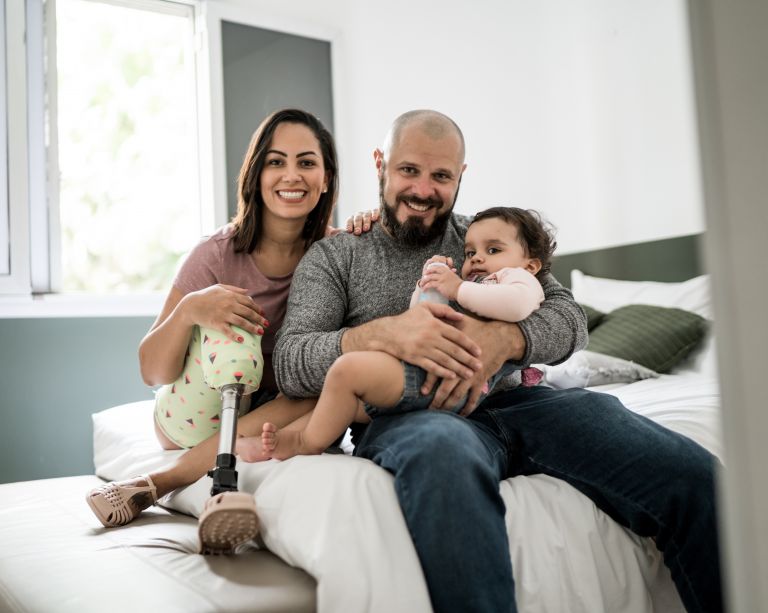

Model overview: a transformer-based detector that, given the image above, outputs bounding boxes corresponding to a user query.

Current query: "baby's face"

[461,217,533,281]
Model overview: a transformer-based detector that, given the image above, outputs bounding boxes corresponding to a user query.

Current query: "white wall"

[216,0,704,255]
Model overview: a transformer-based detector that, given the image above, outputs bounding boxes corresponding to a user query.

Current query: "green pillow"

[579,303,605,332]
[587,304,708,373]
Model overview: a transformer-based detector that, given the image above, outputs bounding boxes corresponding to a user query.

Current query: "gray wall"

[0,317,155,483]
[221,21,334,219]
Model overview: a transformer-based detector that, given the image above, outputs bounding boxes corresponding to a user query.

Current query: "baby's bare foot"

[265,427,318,461]
[261,422,278,453]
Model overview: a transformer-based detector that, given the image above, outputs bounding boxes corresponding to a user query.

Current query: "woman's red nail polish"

[257,328,264,336]
[237,336,244,343]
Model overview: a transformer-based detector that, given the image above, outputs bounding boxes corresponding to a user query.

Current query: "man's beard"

[379,177,456,247]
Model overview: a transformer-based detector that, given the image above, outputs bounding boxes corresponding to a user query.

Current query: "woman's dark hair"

[469,207,557,279]
[231,109,338,253]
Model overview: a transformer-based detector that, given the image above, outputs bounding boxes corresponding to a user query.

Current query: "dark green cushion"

[579,303,605,332]
[587,304,708,373]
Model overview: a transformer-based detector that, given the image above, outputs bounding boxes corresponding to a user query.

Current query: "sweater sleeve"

[272,239,350,398]
[456,267,544,322]
[514,273,588,366]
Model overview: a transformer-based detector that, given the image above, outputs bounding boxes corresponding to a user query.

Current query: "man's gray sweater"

[274,214,587,398]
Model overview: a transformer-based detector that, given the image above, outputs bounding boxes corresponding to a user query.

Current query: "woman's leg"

[260,351,404,460]
[150,395,316,495]
[86,394,315,527]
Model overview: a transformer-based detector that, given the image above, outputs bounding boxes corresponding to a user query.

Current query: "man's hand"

[388,303,484,379]
[343,302,483,380]
[425,317,526,415]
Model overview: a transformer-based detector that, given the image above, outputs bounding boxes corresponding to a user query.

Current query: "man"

[273,110,722,613]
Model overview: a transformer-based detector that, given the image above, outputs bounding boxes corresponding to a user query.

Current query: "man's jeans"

[354,386,723,613]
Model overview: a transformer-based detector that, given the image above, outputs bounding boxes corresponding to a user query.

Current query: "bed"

[0,235,721,613]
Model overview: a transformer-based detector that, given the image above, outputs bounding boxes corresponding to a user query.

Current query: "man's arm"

[428,273,588,411]
[341,302,482,381]
[515,273,588,366]
[274,238,484,397]
[273,241,351,398]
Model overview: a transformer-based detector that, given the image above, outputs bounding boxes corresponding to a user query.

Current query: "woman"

[86,108,373,553]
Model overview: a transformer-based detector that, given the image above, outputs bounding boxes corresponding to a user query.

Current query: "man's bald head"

[382,110,466,163]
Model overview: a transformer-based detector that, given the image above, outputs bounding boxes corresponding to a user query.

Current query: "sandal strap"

[140,474,159,504]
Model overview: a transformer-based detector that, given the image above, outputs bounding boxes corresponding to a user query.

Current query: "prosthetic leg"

[196,325,264,554]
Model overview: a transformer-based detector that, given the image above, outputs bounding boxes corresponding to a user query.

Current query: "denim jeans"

[354,386,723,613]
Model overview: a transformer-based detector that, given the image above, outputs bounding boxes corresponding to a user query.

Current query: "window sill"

[0,293,164,318]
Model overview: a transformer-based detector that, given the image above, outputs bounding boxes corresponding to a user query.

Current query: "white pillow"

[570,270,717,376]
[539,350,659,389]
[570,270,713,319]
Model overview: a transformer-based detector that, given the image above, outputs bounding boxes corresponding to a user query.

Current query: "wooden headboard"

[550,234,704,288]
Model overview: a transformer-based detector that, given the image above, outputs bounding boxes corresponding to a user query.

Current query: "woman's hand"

[181,284,268,342]
[345,208,381,235]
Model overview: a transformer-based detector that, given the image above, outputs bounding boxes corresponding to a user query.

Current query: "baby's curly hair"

[469,207,557,279]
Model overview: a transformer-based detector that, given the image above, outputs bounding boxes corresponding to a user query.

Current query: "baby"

[241,206,556,461]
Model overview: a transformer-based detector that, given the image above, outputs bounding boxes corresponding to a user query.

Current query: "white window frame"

[0,0,32,296]
[0,0,215,317]
[0,0,342,318]
[0,0,8,279]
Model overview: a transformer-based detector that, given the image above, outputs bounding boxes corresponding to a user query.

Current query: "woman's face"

[259,122,327,225]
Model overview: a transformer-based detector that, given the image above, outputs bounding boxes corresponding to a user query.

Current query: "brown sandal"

[86,475,158,527]
[198,492,259,555]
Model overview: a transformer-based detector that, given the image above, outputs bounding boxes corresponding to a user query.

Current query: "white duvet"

[93,372,720,613]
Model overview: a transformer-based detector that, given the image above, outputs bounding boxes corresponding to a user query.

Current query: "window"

[53,0,202,293]
[1,0,338,311]
[1,0,208,300]
[0,1,8,277]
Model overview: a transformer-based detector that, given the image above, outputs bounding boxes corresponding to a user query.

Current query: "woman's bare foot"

[235,435,273,462]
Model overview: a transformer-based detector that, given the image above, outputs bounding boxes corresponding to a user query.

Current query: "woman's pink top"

[173,224,293,390]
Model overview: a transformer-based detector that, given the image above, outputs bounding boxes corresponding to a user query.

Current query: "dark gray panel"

[550,234,704,288]
[0,317,155,483]
[221,22,334,219]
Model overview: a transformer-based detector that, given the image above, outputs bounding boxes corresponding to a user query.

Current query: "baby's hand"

[422,255,455,274]
[420,263,463,301]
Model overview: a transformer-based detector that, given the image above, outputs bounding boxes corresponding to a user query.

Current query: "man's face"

[375,125,466,245]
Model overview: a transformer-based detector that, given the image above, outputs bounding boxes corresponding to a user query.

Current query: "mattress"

[0,475,315,613]
[83,371,721,613]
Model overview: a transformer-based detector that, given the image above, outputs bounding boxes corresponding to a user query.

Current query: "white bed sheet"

[93,373,721,613]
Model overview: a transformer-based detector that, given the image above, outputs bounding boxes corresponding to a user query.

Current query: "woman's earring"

[322,185,328,193]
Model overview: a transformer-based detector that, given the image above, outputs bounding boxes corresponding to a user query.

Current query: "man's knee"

[669,439,719,496]
[388,412,494,471]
